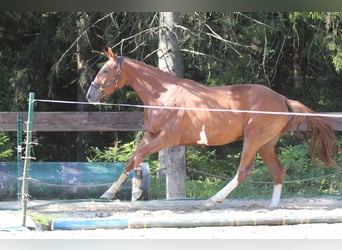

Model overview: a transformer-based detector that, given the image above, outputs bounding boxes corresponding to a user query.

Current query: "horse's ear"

[105,47,116,60]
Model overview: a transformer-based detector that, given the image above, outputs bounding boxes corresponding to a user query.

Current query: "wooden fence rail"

[0,112,342,132]
[0,112,145,132]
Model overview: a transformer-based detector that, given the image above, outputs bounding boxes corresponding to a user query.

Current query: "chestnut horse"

[86,47,338,208]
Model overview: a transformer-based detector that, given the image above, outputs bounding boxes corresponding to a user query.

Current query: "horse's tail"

[283,99,340,167]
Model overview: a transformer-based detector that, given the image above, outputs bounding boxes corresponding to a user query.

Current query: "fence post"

[16,114,23,201]
[21,92,35,227]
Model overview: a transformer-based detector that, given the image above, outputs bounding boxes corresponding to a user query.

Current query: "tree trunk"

[157,12,187,199]
[292,16,304,93]
[76,12,94,161]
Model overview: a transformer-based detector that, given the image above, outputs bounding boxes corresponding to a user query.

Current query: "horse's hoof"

[100,191,116,199]
[131,189,143,201]
[268,203,279,209]
[202,198,217,209]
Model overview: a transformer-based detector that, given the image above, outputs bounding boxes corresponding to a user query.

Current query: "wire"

[34,98,342,118]
[187,168,342,184]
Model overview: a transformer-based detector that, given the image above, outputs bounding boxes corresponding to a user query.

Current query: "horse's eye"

[102,69,108,74]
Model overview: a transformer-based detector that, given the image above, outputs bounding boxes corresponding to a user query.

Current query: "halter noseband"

[91,56,123,94]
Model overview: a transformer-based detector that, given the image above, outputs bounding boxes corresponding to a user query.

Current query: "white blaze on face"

[197,125,208,145]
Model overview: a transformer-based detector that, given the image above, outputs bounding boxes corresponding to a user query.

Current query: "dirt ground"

[1,197,342,239]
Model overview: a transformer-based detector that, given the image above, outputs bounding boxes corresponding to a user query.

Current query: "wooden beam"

[0,112,342,132]
[292,114,342,132]
[0,112,145,132]
[326,114,342,132]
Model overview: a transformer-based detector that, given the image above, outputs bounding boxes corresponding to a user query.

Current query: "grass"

[29,213,57,226]
[148,165,342,200]
[86,137,342,201]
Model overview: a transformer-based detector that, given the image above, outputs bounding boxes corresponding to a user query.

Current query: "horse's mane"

[125,56,185,83]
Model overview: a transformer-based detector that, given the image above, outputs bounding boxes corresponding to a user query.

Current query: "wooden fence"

[0,112,144,131]
[0,111,342,132]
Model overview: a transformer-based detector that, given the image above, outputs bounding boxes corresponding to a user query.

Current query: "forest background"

[1,12,342,198]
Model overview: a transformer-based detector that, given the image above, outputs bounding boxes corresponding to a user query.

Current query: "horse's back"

[226,84,288,110]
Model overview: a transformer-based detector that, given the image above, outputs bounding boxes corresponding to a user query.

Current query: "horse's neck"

[124,58,179,105]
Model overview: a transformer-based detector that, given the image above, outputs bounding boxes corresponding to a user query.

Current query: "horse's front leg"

[100,134,151,200]
[100,131,177,200]
[99,157,136,200]
[100,157,144,200]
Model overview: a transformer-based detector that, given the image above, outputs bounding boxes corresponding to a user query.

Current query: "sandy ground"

[1,197,342,239]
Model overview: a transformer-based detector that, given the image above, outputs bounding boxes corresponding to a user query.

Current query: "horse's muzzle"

[86,84,102,103]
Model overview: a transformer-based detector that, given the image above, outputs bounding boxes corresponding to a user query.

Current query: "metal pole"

[21,92,35,227]
[16,114,22,201]
[53,209,342,230]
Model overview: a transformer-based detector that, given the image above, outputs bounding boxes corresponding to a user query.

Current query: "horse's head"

[86,47,124,103]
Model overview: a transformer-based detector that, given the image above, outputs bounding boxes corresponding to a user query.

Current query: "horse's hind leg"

[206,138,258,206]
[206,121,286,208]
[258,138,285,208]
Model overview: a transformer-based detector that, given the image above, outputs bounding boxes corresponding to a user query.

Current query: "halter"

[91,56,123,94]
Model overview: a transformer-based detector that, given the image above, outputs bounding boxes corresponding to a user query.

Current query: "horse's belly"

[181,123,243,146]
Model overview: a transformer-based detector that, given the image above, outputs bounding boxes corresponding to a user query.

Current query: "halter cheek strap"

[91,56,123,94]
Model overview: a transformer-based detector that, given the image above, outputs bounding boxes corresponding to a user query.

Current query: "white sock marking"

[210,174,239,203]
[269,184,282,208]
